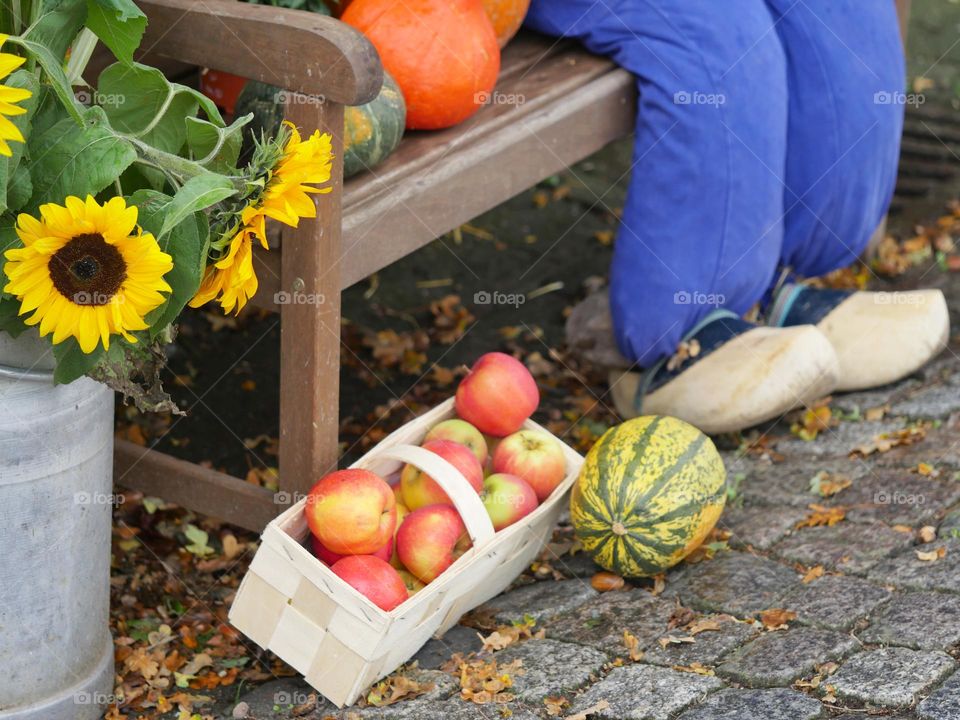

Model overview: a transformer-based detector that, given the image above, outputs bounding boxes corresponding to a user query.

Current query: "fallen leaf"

[916,547,947,562]
[809,471,852,498]
[801,565,825,583]
[672,662,715,676]
[792,406,835,442]
[566,700,610,720]
[544,697,569,717]
[919,526,937,544]
[796,504,846,529]
[658,635,696,649]
[366,674,430,707]
[758,608,797,631]
[458,658,522,705]
[622,630,645,662]
[850,424,929,457]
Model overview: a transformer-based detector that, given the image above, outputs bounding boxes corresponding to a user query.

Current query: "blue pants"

[525,0,905,366]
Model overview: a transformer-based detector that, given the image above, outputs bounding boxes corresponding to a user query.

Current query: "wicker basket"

[229,397,583,707]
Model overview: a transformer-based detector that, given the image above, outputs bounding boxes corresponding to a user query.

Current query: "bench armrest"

[139,0,382,105]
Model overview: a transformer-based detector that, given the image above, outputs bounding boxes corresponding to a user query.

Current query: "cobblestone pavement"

[218,340,960,719]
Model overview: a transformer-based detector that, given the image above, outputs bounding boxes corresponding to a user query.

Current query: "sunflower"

[190,123,333,314]
[189,222,259,315]
[3,195,174,353]
[0,35,31,156]
[259,122,333,227]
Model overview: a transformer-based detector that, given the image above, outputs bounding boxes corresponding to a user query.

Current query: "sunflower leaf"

[131,188,211,338]
[0,297,28,338]
[26,105,137,209]
[23,0,88,63]
[85,0,146,65]
[159,173,235,239]
[52,337,106,384]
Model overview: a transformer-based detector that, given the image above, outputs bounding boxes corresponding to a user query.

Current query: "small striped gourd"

[571,416,726,577]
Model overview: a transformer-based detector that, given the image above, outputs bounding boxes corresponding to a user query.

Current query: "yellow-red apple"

[455,352,539,436]
[330,555,408,611]
[424,419,488,464]
[482,472,539,530]
[492,430,566,502]
[398,569,426,594]
[400,440,483,510]
[306,469,396,555]
[311,534,392,565]
[397,505,471,583]
[389,501,409,569]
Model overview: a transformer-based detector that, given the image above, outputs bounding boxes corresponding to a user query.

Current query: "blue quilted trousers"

[525,0,905,366]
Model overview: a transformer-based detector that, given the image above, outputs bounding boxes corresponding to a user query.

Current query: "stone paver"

[477,578,598,625]
[776,419,908,460]
[830,648,956,707]
[567,664,722,720]
[724,456,868,508]
[545,588,674,657]
[780,574,892,630]
[771,521,913,574]
[664,552,800,616]
[676,688,824,720]
[867,539,960,592]
[718,505,807,550]
[644,615,758,669]
[918,670,960,719]
[412,625,483,670]
[716,627,859,688]
[861,591,960,651]
[837,470,960,526]
[493,638,607,702]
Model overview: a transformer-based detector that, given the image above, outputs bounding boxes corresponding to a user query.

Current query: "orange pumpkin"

[483,0,530,47]
[342,0,500,130]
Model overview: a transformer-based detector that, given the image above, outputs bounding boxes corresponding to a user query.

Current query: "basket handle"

[353,444,496,549]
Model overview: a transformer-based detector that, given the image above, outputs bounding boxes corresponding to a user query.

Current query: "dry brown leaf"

[479,617,543,652]
[864,405,889,422]
[801,565,825,584]
[916,547,947,562]
[892,524,915,534]
[809,471,852,498]
[544,697,569,717]
[850,424,929,457]
[919,526,937,544]
[591,571,625,593]
[566,700,610,720]
[658,635,695,650]
[622,630,645,662]
[687,617,726,635]
[459,658,522,705]
[796,504,846,529]
[667,605,697,630]
[758,608,797,631]
[666,339,701,373]
[791,406,835,442]
[672,662,715,676]
[366,673,431,707]
[650,573,666,596]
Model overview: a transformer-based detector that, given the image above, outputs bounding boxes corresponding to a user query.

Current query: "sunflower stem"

[125,136,244,190]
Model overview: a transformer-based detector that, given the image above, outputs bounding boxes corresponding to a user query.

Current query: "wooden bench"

[113,0,912,532]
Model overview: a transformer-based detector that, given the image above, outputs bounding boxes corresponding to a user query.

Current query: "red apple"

[401,439,484,510]
[397,505,471,583]
[424,419,488,464]
[455,352,539,437]
[482,473,539,531]
[305,469,396,555]
[493,430,566,502]
[311,534,392,565]
[331,555,408,611]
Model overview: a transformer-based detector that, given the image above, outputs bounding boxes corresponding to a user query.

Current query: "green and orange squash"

[571,416,726,577]
[234,70,406,179]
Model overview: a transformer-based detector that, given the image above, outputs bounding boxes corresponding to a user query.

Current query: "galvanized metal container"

[0,331,115,720]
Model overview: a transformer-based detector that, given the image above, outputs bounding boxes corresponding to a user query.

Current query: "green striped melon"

[571,416,726,577]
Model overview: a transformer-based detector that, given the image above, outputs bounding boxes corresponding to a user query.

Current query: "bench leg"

[278,96,345,500]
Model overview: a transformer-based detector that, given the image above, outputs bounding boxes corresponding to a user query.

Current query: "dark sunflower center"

[49,234,127,306]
